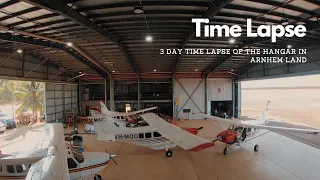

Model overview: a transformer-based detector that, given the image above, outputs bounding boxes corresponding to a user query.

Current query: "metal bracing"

[173,0,233,75]
[0,33,108,78]
[174,78,204,119]
[21,0,140,75]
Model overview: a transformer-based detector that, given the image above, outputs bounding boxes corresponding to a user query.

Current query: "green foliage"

[0,79,44,117]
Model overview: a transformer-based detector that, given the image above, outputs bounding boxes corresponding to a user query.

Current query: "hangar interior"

[0,0,320,179]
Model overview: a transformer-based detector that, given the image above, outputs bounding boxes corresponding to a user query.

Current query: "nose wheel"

[94,174,102,180]
[165,150,173,157]
[223,147,229,155]
[254,144,259,152]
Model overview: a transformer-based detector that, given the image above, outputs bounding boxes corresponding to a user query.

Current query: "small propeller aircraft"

[90,101,157,124]
[0,123,116,180]
[193,101,320,155]
[93,112,214,157]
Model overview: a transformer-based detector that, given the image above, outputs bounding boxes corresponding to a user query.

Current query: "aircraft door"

[241,128,247,141]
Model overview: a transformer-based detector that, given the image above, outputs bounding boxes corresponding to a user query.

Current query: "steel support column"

[21,53,25,77]
[172,77,175,118]
[137,78,140,110]
[204,77,208,114]
[232,77,235,118]
[62,84,66,123]
[104,78,107,104]
[110,79,115,111]
[78,78,82,115]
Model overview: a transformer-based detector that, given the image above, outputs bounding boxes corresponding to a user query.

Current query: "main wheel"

[223,147,228,155]
[94,174,102,180]
[254,145,259,152]
[166,150,173,157]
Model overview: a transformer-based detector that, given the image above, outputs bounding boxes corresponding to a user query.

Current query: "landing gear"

[223,147,229,155]
[94,174,102,180]
[166,150,173,157]
[254,144,259,152]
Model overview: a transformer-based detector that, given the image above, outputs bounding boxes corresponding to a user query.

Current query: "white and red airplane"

[0,123,116,180]
[193,101,320,155]
[93,112,214,157]
[90,101,157,124]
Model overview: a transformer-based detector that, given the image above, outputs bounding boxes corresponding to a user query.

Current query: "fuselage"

[0,151,110,180]
[217,125,260,144]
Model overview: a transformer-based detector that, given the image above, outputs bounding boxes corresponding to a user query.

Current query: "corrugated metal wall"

[173,78,205,120]
[173,78,233,120]
[207,78,232,101]
[45,83,78,122]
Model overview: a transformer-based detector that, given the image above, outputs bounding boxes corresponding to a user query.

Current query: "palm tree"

[14,82,44,122]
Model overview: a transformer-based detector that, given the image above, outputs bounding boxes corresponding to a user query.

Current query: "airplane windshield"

[233,127,243,132]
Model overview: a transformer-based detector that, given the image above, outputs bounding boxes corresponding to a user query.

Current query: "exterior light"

[146,36,153,42]
[17,49,23,53]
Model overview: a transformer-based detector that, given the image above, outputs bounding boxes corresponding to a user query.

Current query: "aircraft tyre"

[94,174,102,180]
[254,145,259,152]
[223,147,228,155]
[166,150,173,157]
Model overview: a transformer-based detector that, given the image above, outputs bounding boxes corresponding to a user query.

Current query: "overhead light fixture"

[146,35,153,42]
[287,45,292,49]
[79,71,81,74]
[17,49,23,53]
[195,69,198,71]
[229,38,235,44]
[153,69,156,72]
[66,42,73,47]
[231,69,234,72]
[281,18,289,25]
[134,6,144,14]
[112,70,115,73]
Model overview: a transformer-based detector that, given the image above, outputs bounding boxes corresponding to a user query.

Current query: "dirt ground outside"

[242,88,320,129]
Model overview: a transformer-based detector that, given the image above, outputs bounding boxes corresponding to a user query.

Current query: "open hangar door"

[45,83,78,123]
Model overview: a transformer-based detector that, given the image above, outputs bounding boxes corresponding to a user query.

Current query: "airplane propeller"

[105,149,117,165]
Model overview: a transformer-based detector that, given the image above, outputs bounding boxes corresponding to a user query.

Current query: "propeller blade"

[111,157,118,165]
[197,127,203,130]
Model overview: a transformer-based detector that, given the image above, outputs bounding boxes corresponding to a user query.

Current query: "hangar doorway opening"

[0,80,45,128]
[241,74,320,129]
[211,101,233,118]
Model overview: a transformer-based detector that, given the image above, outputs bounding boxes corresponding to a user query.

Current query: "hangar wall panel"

[207,78,232,101]
[45,83,78,122]
[173,78,205,120]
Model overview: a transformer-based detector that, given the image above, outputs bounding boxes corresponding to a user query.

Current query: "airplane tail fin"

[259,101,270,124]
[100,101,111,114]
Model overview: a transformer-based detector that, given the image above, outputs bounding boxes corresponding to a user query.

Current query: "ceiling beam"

[0,33,109,78]
[76,1,211,12]
[21,0,140,75]
[173,0,233,75]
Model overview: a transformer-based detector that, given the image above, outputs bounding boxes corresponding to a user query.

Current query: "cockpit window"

[15,164,26,173]
[228,125,234,130]
[233,127,243,132]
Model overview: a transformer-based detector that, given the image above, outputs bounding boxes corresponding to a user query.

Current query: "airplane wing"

[103,107,158,117]
[194,113,320,135]
[140,113,215,151]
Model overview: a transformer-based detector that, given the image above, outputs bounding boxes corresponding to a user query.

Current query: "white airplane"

[93,112,215,157]
[0,123,116,180]
[90,101,157,123]
[193,101,320,155]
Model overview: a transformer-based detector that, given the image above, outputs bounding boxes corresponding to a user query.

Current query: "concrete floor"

[1,120,320,180]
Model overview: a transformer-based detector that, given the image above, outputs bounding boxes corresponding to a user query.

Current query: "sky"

[241,74,320,88]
